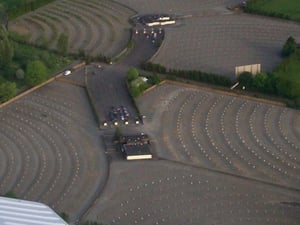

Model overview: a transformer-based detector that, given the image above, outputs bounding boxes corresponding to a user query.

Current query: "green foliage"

[0,81,17,102]
[0,25,14,69]
[148,73,161,85]
[142,62,232,87]
[233,50,300,105]
[253,72,267,91]
[130,77,145,88]
[129,85,141,98]
[263,72,278,95]
[141,62,167,73]
[56,33,69,55]
[275,54,300,98]
[294,97,300,108]
[3,190,17,198]
[0,0,57,19]
[127,67,139,82]
[59,212,69,223]
[129,82,151,98]
[8,31,30,44]
[237,71,254,89]
[282,36,297,57]
[12,41,72,74]
[126,68,153,97]
[25,60,48,86]
[245,0,300,21]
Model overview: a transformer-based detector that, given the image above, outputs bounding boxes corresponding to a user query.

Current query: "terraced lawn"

[8,0,135,57]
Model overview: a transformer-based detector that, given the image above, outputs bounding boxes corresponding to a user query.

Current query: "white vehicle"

[64,70,72,76]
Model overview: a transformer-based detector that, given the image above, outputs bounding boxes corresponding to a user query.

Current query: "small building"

[0,197,69,225]
[120,134,152,160]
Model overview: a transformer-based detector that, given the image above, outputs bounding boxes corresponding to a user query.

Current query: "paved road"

[86,28,164,127]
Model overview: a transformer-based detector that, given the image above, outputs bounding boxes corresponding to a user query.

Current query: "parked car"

[64,70,72,76]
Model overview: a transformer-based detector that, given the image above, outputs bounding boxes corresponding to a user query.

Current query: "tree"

[25,60,48,86]
[0,24,14,68]
[282,36,297,57]
[56,33,69,55]
[237,71,254,89]
[264,72,278,94]
[148,73,161,85]
[127,67,139,82]
[0,81,17,102]
[253,72,267,91]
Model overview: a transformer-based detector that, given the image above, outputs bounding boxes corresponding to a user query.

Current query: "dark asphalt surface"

[86,28,164,128]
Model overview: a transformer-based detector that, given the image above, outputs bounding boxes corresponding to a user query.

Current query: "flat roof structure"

[120,134,152,160]
[0,197,68,225]
[122,144,152,160]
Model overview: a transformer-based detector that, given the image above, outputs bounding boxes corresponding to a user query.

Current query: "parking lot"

[85,160,300,225]
[0,81,108,221]
[136,82,300,189]
[2,0,300,224]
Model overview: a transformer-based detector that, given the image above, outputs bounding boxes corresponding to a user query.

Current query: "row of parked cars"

[104,106,130,126]
[103,106,143,127]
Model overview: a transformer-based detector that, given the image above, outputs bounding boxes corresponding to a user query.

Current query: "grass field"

[246,0,300,20]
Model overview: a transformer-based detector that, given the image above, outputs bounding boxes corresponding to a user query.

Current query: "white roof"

[0,197,68,225]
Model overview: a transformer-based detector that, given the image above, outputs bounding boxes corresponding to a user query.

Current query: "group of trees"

[0,23,74,103]
[0,25,49,102]
[127,67,149,97]
[0,24,16,102]
[141,62,232,87]
[238,71,277,93]
[238,36,300,107]
[127,67,161,97]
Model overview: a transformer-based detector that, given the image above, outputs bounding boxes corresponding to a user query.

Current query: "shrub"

[0,81,17,102]
[25,60,48,86]
[127,67,139,82]
[282,36,297,57]
[148,73,161,85]
[237,71,254,89]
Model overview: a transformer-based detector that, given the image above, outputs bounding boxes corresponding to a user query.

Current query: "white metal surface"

[0,197,68,225]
